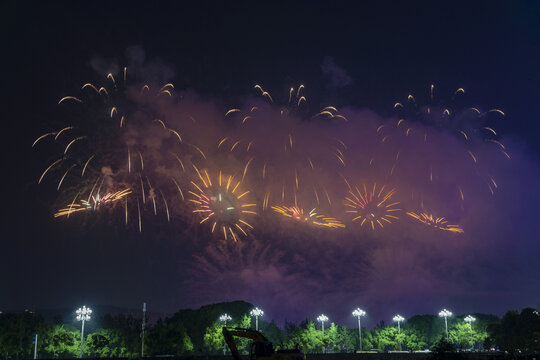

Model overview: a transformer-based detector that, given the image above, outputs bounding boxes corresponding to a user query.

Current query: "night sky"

[2,1,540,328]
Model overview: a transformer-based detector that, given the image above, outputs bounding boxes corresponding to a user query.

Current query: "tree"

[203,314,251,355]
[325,322,339,351]
[403,328,427,351]
[336,325,356,352]
[285,319,323,353]
[487,308,540,353]
[85,331,110,357]
[203,322,225,353]
[260,320,286,350]
[0,312,44,358]
[42,324,79,358]
[431,337,455,353]
[449,322,473,350]
[372,324,399,352]
[407,315,444,347]
[146,317,193,356]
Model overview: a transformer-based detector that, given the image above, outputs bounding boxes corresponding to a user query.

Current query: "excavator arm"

[222,327,269,360]
[223,327,304,360]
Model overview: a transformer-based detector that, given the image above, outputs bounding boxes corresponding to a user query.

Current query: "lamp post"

[250,307,264,331]
[219,314,232,355]
[317,314,328,336]
[393,315,405,351]
[141,302,146,358]
[438,309,452,340]
[317,315,329,353]
[220,313,232,326]
[352,308,366,351]
[464,315,476,350]
[76,306,92,358]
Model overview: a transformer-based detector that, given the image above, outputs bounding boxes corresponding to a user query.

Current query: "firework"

[392,85,507,156]
[221,84,347,209]
[344,184,401,230]
[406,211,464,233]
[376,84,510,204]
[189,168,256,241]
[271,205,345,229]
[54,188,132,218]
[33,69,185,231]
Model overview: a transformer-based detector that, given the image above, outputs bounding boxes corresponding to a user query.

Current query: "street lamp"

[352,308,366,351]
[464,315,476,350]
[438,309,452,340]
[220,313,232,326]
[250,307,264,331]
[76,306,92,358]
[393,315,405,351]
[219,314,232,355]
[317,314,329,354]
[316,314,329,336]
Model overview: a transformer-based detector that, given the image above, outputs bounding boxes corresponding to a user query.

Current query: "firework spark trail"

[54,188,132,218]
[271,205,345,229]
[370,84,512,206]
[344,183,401,230]
[34,68,189,229]
[35,65,513,245]
[406,211,464,233]
[220,85,348,208]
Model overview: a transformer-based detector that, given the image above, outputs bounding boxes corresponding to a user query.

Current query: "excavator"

[222,327,305,360]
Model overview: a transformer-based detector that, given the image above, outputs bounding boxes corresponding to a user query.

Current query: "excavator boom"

[222,327,304,360]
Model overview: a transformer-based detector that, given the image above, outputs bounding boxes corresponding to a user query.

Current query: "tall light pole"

[464,315,476,350]
[317,314,328,336]
[317,315,329,353]
[438,309,452,340]
[250,307,264,331]
[219,314,232,355]
[76,306,92,358]
[393,315,405,351]
[220,313,232,326]
[352,308,366,351]
[141,302,146,358]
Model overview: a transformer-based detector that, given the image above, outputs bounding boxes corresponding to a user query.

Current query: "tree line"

[0,302,538,358]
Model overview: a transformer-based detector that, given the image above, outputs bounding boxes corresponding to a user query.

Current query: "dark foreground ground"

[35,352,540,360]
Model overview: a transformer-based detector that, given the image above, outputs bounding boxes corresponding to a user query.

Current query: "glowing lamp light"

[439,309,452,340]
[250,307,264,331]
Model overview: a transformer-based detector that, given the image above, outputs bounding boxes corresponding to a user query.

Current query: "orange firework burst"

[406,211,464,233]
[189,167,256,241]
[271,205,345,229]
[344,184,401,230]
[33,68,181,231]
[54,188,132,218]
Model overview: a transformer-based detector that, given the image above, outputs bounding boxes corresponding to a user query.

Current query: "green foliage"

[171,300,253,353]
[407,314,446,346]
[447,319,489,351]
[203,314,252,355]
[4,304,539,357]
[449,322,473,350]
[487,307,540,352]
[98,313,141,357]
[145,317,193,356]
[402,328,427,350]
[260,320,286,349]
[0,312,44,357]
[372,324,399,351]
[85,331,110,357]
[42,324,80,358]
[431,337,456,353]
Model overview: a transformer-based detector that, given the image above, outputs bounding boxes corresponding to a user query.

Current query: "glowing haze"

[28,51,540,326]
